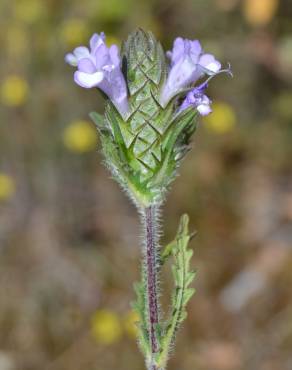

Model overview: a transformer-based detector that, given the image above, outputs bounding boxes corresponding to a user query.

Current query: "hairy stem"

[143,205,160,370]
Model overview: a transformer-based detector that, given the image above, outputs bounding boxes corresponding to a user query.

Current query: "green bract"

[90,29,198,207]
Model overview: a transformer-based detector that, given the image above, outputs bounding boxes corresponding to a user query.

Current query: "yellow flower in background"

[13,0,45,24]
[123,310,139,339]
[204,102,236,134]
[60,19,89,47]
[63,120,97,153]
[243,0,278,26]
[91,310,122,345]
[1,75,29,107]
[0,174,15,201]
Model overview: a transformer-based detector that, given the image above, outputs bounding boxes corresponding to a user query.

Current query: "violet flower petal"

[74,71,104,88]
[78,58,97,73]
[197,103,212,116]
[199,54,221,73]
[90,32,105,53]
[65,53,77,66]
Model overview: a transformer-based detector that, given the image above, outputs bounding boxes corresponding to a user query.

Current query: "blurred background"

[0,0,292,369]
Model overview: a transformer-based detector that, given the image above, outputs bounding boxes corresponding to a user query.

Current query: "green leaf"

[89,111,104,128]
[160,240,176,265]
[157,214,196,369]
[132,280,150,358]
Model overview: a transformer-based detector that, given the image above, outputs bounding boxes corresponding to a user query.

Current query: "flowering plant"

[66,29,231,370]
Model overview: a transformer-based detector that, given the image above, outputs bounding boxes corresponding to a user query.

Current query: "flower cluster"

[65,32,229,118]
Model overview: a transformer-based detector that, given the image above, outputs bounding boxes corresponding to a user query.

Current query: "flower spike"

[65,29,232,370]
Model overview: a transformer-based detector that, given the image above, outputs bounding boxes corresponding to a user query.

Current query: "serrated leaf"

[182,288,195,306]
[157,214,196,369]
[160,240,176,265]
[185,271,196,286]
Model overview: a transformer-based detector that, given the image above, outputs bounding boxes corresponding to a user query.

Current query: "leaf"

[157,214,196,369]
[160,239,176,265]
[132,280,150,357]
[89,111,104,127]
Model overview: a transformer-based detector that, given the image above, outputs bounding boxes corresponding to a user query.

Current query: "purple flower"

[179,82,212,116]
[160,37,221,106]
[65,33,129,116]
